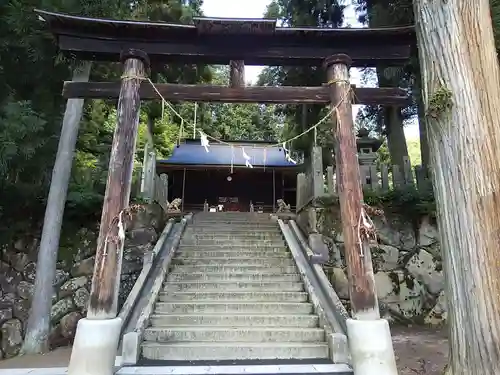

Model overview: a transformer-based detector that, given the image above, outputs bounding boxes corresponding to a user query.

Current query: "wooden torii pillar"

[68,49,149,375]
[324,54,398,375]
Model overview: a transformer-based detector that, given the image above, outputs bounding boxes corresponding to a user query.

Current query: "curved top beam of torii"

[34,9,415,67]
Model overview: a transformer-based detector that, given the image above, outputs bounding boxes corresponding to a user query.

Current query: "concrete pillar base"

[68,317,122,375]
[346,318,398,375]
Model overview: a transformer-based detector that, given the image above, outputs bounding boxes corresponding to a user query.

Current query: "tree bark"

[21,61,92,354]
[414,66,431,172]
[413,1,500,374]
[416,94,430,172]
[385,106,410,171]
[229,60,245,87]
[88,50,148,319]
[325,54,379,320]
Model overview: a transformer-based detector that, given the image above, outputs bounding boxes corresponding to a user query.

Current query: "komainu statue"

[166,198,182,213]
[276,199,291,213]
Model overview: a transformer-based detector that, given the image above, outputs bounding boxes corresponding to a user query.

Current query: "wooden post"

[181,168,186,212]
[272,169,276,212]
[296,173,306,213]
[22,61,92,354]
[229,60,245,87]
[324,54,379,320]
[88,49,149,319]
[311,146,324,198]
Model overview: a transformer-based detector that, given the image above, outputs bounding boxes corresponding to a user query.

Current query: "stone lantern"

[356,128,383,185]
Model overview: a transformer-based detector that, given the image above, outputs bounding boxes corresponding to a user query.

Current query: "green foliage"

[0,0,213,239]
[258,0,345,164]
[426,86,453,119]
[363,185,436,221]
[0,0,287,240]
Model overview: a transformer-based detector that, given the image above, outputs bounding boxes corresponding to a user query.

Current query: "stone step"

[158,291,309,302]
[175,250,290,259]
[121,364,353,374]
[166,272,302,282]
[177,246,289,255]
[180,239,285,246]
[144,326,325,343]
[172,257,295,266]
[178,244,287,251]
[182,233,284,240]
[141,342,329,361]
[154,301,314,314]
[163,281,304,292]
[190,223,278,228]
[149,313,319,327]
[185,228,280,233]
[169,264,298,273]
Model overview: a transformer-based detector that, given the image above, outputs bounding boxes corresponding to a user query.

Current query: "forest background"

[1,0,480,242]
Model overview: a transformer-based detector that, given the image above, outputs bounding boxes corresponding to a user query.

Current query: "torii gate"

[33,10,414,375]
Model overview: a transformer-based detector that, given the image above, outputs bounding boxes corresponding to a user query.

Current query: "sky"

[201,0,420,139]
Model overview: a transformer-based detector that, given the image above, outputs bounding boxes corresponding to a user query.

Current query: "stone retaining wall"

[309,204,446,326]
[0,204,165,358]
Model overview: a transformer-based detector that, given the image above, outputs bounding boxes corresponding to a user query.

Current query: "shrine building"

[156,139,302,212]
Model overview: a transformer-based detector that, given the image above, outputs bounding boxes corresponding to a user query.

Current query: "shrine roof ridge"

[157,140,302,168]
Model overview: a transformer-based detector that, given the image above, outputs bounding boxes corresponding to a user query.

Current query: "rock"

[0,293,15,305]
[23,262,37,282]
[129,204,163,231]
[0,262,22,294]
[0,305,13,325]
[13,299,30,324]
[71,257,95,277]
[407,249,445,295]
[73,229,97,263]
[53,269,70,287]
[59,276,88,298]
[425,290,447,325]
[373,217,416,250]
[126,227,158,247]
[13,238,27,252]
[48,323,63,349]
[1,319,23,358]
[375,271,424,318]
[73,287,90,311]
[51,297,75,322]
[121,259,143,275]
[10,252,30,272]
[330,267,349,299]
[60,311,82,339]
[16,281,34,300]
[124,244,153,260]
[418,216,439,247]
[372,245,399,271]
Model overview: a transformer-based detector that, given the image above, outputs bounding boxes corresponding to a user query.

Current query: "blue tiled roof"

[157,141,301,167]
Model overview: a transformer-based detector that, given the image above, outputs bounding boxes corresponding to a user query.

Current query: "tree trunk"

[414,65,431,172]
[413,1,500,374]
[229,60,245,87]
[416,94,430,172]
[384,106,410,171]
[21,61,92,354]
[366,0,410,171]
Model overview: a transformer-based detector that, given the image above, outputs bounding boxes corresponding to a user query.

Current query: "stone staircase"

[141,212,331,361]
